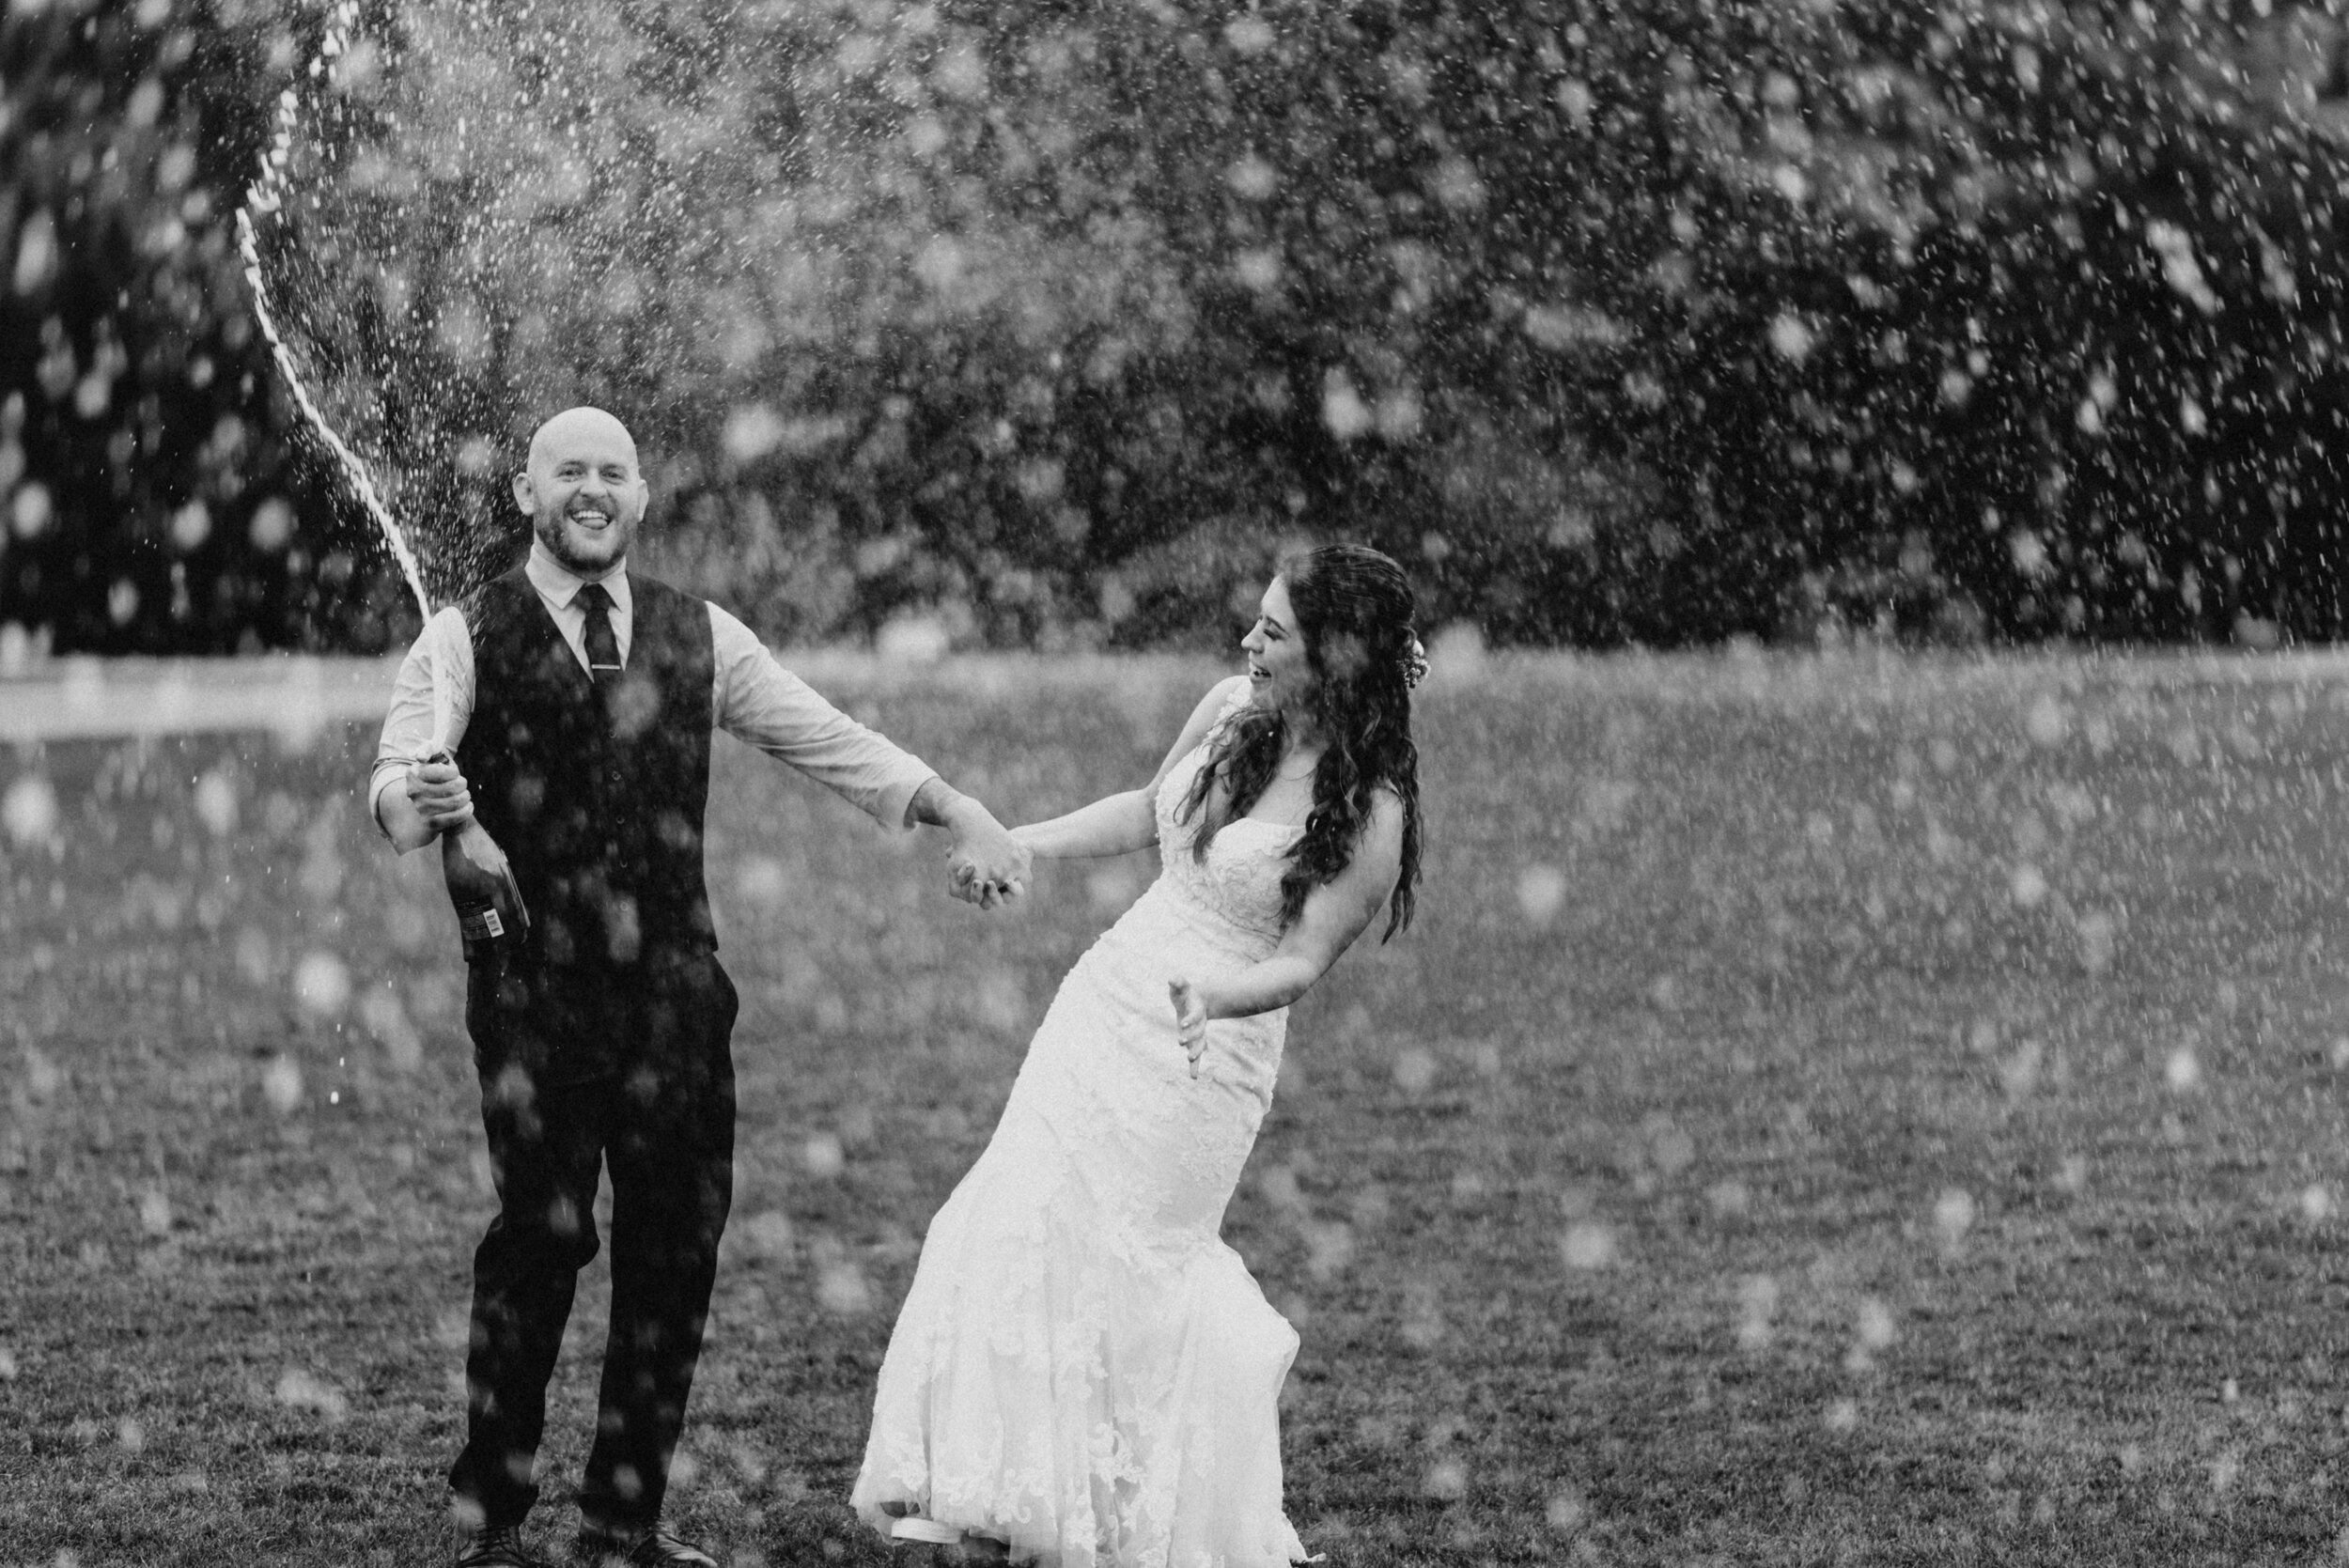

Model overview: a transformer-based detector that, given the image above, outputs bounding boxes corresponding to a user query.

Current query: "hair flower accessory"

[1401,633,1429,690]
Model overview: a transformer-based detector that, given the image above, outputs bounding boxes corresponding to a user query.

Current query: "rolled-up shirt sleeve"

[368,606,474,835]
[708,604,938,831]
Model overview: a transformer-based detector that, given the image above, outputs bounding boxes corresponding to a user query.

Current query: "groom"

[370,406,1030,1568]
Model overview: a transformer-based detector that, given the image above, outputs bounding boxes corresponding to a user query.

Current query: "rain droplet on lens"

[739,1210,794,1260]
[193,769,241,836]
[1391,1047,1438,1094]
[2166,1047,2201,1093]
[1223,15,1275,54]
[1736,1274,1778,1349]
[801,1132,846,1179]
[1933,1188,1975,1248]
[273,1368,349,1421]
[817,1258,870,1314]
[1560,1220,1615,1270]
[292,952,352,1017]
[1515,865,1566,926]
[2024,692,2069,747]
[263,1056,303,1114]
[2,774,59,846]
[1857,1297,1896,1351]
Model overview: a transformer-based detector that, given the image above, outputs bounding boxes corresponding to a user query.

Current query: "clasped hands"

[942,803,1031,912]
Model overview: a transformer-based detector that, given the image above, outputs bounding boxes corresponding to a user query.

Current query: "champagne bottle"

[428,748,530,955]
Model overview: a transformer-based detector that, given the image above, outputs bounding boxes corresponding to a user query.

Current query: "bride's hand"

[1168,977,1207,1078]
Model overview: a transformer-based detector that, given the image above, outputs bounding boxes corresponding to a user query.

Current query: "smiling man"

[523,406,644,582]
[369,407,1029,1568]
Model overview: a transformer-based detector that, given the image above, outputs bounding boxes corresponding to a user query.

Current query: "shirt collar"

[526,538,631,617]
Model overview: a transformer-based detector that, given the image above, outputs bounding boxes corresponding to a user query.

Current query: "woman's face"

[1240,576,1314,719]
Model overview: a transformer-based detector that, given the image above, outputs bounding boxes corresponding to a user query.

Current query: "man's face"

[512,412,648,576]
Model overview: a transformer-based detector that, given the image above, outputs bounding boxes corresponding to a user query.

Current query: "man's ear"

[511,471,536,515]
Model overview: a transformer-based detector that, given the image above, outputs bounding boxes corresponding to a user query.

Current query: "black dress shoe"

[572,1525,719,1567]
[453,1523,552,1568]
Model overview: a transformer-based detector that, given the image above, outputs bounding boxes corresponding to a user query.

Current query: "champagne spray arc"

[239,3,529,953]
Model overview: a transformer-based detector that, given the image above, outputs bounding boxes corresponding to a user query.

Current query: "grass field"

[8,648,2349,1567]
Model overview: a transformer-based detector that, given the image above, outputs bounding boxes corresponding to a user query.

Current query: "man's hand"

[942,798,1032,910]
[404,757,475,836]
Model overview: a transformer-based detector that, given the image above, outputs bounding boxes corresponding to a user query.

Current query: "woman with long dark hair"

[850,544,1426,1567]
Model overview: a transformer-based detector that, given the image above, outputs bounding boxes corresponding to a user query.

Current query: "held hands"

[1168,977,1207,1078]
[944,800,1032,911]
[404,757,475,834]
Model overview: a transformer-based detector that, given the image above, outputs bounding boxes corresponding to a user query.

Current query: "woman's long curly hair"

[1180,544,1424,939]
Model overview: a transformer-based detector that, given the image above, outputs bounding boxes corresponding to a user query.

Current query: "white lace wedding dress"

[851,691,1310,1568]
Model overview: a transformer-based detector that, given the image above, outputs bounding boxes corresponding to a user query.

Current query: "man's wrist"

[910,776,964,829]
[936,790,992,835]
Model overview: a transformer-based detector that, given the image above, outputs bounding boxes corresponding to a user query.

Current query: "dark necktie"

[575,582,623,684]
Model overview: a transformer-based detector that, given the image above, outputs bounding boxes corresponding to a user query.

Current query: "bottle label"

[459,908,506,942]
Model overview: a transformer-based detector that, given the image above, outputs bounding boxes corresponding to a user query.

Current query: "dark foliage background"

[4,0,2348,656]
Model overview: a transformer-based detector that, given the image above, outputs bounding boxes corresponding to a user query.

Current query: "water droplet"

[1933,1188,1975,1247]
[2,774,58,846]
[801,1132,846,1179]
[292,951,352,1017]
[194,769,241,836]
[1515,865,1566,926]
[2166,1047,2201,1092]
[1560,1220,1615,1270]
[1391,1047,1438,1094]
[273,1368,349,1421]
[816,1258,870,1314]
[263,1056,303,1114]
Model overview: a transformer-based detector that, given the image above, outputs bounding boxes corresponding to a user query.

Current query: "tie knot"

[576,582,613,613]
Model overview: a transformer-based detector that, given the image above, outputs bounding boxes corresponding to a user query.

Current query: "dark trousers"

[448,950,739,1534]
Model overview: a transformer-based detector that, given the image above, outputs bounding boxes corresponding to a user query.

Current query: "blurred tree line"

[3,0,2347,656]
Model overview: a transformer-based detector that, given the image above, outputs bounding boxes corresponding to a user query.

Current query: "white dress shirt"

[369,542,939,834]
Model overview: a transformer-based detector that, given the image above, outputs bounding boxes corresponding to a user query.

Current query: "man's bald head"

[513,406,648,577]
[526,406,638,471]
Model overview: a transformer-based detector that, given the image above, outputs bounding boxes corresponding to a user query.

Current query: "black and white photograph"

[8,2,2349,1564]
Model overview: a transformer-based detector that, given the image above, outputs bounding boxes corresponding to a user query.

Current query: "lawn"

[6,648,2349,1567]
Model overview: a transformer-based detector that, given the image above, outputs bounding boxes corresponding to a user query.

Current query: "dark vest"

[458,567,717,970]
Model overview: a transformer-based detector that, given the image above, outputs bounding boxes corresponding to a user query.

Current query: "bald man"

[372,409,1029,1568]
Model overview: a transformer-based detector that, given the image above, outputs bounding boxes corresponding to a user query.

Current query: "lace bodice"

[1142,687,1299,962]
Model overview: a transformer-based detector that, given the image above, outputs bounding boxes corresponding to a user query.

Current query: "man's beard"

[541,510,628,573]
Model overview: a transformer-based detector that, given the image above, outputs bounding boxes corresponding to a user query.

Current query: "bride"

[849,545,1427,1567]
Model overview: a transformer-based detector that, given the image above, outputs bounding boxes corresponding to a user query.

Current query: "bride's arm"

[1014,675,1249,861]
[1013,788,1158,861]
[1169,790,1405,1058]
